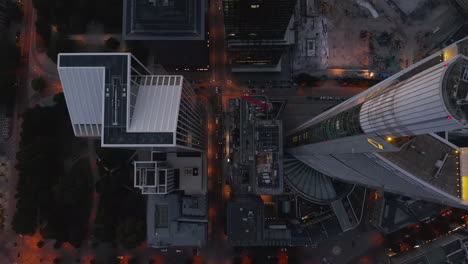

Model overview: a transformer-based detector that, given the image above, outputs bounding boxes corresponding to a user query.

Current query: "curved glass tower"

[286,37,468,209]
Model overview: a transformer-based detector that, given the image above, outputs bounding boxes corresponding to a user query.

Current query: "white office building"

[57,53,206,151]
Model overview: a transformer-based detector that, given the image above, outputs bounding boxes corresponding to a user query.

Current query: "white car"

[176,249,183,253]
[215,153,219,159]
[161,248,168,253]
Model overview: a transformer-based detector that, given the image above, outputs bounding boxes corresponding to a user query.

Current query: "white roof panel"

[58,67,104,126]
[128,76,183,133]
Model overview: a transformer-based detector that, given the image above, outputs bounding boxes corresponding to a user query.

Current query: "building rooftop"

[128,75,183,133]
[379,134,461,198]
[289,37,468,136]
[238,96,284,195]
[390,225,468,264]
[227,196,264,246]
[58,54,198,148]
[166,152,206,195]
[377,198,445,234]
[254,120,284,195]
[442,56,468,126]
[123,0,205,40]
[227,195,334,247]
[147,193,207,248]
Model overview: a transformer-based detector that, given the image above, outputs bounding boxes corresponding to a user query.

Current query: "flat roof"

[238,96,284,195]
[166,152,206,195]
[58,54,178,146]
[123,0,205,40]
[128,75,183,133]
[227,196,263,245]
[255,120,284,194]
[147,193,207,248]
[379,134,460,197]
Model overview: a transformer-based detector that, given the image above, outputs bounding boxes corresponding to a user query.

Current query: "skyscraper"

[123,0,205,40]
[286,37,468,208]
[57,53,207,151]
[223,0,296,71]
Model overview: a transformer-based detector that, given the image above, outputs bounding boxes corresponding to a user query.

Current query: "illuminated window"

[250,4,260,8]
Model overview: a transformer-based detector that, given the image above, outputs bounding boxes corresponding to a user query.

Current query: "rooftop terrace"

[379,134,461,198]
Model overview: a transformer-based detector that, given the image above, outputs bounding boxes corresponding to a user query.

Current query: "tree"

[0,42,20,72]
[37,241,45,248]
[35,16,52,45]
[128,258,139,264]
[7,2,24,22]
[116,218,146,249]
[11,197,37,235]
[47,32,76,63]
[105,37,120,50]
[0,73,17,104]
[109,257,122,264]
[96,147,134,169]
[31,77,47,92]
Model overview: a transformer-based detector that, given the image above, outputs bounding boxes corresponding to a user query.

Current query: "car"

[215,153,219,159]
[176,249,183,253]
[160,248,168,253]
[15,31,20,43]
[215,86,220,93]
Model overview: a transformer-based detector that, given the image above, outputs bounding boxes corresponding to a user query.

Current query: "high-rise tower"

[223,0,296,72]
[286,37,468,208]
[58,53,207,151]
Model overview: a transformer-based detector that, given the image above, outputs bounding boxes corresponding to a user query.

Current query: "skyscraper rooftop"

[286,37,468,209]
[123,0,205,40]
[58,53,206,151]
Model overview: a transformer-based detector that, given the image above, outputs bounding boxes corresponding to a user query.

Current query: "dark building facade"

[223,0,296,71]
[0,0,7,37]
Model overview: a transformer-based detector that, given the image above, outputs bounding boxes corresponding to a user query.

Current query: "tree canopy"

[13,94,92,247]
[31,77,47,92]
[105,37,120,51]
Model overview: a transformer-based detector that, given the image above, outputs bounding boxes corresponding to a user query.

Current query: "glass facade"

[287,104,364,147]
[176,81,207,150]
